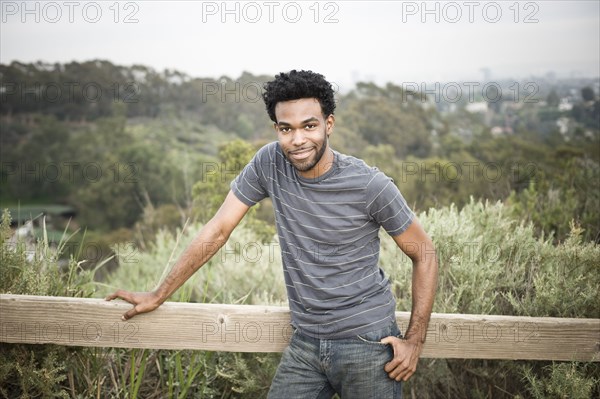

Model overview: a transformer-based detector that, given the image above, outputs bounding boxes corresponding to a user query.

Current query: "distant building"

[465,102,488,113]
[490,126,513,136]
[556,117,570,135]
[558,98,573,111]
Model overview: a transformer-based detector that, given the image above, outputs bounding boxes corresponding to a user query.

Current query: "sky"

[1,0,599,89]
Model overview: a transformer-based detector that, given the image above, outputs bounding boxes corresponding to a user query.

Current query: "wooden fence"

[1,294,598,361]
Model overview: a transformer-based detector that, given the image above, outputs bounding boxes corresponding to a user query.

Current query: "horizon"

[3,58,598,98]
[1,1,598,89]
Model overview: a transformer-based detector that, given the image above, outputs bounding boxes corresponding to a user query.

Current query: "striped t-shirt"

[231,142,414,338]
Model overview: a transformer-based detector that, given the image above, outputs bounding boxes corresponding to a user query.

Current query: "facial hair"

[287,131,329,173]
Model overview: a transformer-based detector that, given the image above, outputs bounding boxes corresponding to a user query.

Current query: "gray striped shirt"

[231,142,414,338]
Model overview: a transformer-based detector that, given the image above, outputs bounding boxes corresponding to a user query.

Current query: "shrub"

[378,199,600,398]
[0,210,97,398]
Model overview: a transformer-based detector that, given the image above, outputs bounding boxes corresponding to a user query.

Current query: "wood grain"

[1,294,598,361]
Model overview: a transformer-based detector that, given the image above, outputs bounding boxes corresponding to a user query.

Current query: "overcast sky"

[1,1,599,88]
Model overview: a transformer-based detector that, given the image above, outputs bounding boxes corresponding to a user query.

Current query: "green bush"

[0,210,97,398]
[378,199,600,398]
[521,362,598,399]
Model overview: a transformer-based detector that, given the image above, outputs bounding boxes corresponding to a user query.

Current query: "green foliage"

[381,199,600,318]
[0,212,97,297]
[213,352,281,398]
[190,138,276,242]
[2,63,598,245]
[70,114,144,230]
[507,180,579,243]
[378,200,600,398]
[192,138,255,222]
[0,345,70,399]
[100,221,285,305]
[162,350,216,398]
[346,108,599,243]
[0,115,72,201]
[0,210,97,398]
[1,110,233,234]
[547,89,560,107]
[3,198,600,397]
[337,82,434,158]
[521,362,598,399]
[507,155,600,243]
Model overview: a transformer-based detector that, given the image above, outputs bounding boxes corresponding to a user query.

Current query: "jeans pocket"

[289,325,299,340]
[355,322,400,345]
[355,333,388,345]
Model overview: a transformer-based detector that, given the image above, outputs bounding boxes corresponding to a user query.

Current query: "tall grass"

[97,220,286,306]
[0,210,97,398]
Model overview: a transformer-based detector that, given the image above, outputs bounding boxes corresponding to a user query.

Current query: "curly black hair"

[262,70,336,122]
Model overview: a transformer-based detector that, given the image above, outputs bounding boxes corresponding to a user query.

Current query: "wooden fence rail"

[1,294,598,361]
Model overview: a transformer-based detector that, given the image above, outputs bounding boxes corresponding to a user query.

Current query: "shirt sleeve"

[365,169,414,236]
[230,143,271,206]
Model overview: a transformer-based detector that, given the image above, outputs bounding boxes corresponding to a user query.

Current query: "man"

[106,70,438,398]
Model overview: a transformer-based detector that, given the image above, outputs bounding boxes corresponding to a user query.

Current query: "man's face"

[274,98,335,179]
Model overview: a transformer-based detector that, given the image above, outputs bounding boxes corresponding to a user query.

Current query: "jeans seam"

[314,382,333,399]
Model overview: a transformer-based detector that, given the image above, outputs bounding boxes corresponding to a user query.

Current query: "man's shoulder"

[334,151,387,182]
[256,141,280,158]
[252,141,283,169]
[333,152,402,201]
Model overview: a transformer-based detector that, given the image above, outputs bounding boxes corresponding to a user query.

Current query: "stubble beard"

[288,131,329,173]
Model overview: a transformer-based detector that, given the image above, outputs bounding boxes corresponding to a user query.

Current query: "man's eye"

[280,127,291,133]
[305,124,316,129]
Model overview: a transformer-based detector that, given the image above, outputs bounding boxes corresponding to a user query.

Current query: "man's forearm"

[105,191,249,321]
[404,253,438,345]
[153,220,227,302]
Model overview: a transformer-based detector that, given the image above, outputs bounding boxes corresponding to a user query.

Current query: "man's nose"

[291,129,307,146]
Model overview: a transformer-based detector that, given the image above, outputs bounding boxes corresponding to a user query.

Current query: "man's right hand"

[105,290,162,321]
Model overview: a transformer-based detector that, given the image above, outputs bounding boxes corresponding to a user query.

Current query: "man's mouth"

[289,147,314,161]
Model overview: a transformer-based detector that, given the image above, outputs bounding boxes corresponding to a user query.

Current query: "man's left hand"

[380,336,422,381]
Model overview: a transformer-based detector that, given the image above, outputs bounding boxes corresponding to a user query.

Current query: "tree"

[546,89,560,107]
[581,86,595,102]
[192,139,255,222]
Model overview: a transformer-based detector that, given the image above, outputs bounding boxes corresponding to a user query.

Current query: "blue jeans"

[268,322,403,399]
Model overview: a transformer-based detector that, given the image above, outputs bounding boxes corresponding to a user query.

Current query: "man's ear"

[326,114,335,135]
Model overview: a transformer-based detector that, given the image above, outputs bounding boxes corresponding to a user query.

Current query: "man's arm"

[105,190,251,320]
[380,217,438,381]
